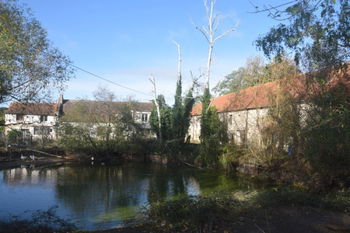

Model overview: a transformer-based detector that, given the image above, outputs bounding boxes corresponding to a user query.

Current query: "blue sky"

[20,0,281,104]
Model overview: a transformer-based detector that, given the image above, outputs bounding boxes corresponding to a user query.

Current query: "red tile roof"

[191,72,350,116]
[5,103,58,116]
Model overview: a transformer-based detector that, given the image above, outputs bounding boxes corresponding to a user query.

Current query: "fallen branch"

[24,149,63,158]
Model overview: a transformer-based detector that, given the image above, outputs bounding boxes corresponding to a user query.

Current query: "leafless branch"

[194,0,237,89]
[248,0,298,14]
[214,28,236,42]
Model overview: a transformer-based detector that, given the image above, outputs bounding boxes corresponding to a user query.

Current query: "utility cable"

[71,64,152,97]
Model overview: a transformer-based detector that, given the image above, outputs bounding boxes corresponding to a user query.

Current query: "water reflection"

[0,163,261,229]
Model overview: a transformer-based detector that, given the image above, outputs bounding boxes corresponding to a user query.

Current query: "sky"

[18,0,281,104]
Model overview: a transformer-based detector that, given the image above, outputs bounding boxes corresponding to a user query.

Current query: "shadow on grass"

[140,187,350,233]
[0,206,76,233]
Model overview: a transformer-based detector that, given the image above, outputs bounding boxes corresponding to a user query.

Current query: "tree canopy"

[255,0,350,71]
[255,0,350,182]
[214,56,299,95]
[0,0,73,103]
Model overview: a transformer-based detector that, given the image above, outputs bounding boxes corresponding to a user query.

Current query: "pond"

[0,163,264,230]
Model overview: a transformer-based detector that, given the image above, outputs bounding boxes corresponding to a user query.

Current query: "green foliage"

[58,121,154,157]
[183,88,195,136]
[0,108,5,132]
[302,84,350,180]
[263,79,302,155]
[146,195,240,233]
[256,0,350,187]
[256,0,350,71]
[7,129,21,144]
[214,56,299,95]
[0,0,73,103]
[219,143,243,171]
[172,78,183,139]
[171,78,195,142]
[197,88,228,168]
[150,95,172,141]
[58,91,147,157]
[150,83,195,145]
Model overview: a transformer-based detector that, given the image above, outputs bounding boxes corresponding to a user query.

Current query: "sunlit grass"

[94,206,138,223]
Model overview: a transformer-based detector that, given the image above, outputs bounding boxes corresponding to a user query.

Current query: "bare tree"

[195,0,237,89]
[172,40,182,82]
[149,75,162,142]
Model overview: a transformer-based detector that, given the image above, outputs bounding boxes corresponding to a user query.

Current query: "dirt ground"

[89,207,350,233]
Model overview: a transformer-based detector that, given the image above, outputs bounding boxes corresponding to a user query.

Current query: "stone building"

[188,71,350,145]
[187,76,312,145]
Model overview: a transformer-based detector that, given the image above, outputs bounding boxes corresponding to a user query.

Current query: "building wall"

[188,108,269,145]
[5,114,58,139]
[5,114,56,126]
[133,111,152,129]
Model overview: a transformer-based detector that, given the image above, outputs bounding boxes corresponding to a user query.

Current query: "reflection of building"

[4,95,154,140]
[3,167,58,186]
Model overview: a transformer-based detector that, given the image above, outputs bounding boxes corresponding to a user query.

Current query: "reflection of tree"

[55,165,148,220]
[147,166,194,203]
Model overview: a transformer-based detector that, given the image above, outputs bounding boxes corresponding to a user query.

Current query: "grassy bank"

[131,188,350,233]
[2,188,348,233]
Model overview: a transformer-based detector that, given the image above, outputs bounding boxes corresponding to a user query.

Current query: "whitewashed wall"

[5,114,58,139]
[188,108,269,145]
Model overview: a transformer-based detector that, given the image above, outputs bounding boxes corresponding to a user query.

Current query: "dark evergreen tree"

[150,95,172,141]
[182,87,195,140]
[172,76,184,139]
[196,87,227,168]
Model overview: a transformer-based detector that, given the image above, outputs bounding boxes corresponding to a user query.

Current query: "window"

[34,127,52,135]
[16,114,24,121]
[230,133,235,143]
[228,114,232,125]
[40,115,48,122]
[141,113,148,123]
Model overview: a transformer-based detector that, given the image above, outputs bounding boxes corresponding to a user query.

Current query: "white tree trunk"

[195,0,237,89]
[172,40,182,82]
[149,75,162,141]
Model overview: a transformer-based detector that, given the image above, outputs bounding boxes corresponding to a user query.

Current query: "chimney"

[58,94,64,105]
[57,94,64,116]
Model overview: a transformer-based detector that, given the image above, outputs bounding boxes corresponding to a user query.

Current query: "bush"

[7,129,22,145]
[146,196,240,233]
[302,84,350,186]
[219,143,243,171]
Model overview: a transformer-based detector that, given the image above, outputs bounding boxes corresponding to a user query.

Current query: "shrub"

[219,143,243,171]
[146,196,240,233]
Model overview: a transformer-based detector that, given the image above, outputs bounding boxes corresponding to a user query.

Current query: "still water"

[0,163,261,230]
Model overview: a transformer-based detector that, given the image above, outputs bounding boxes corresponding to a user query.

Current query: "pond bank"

[87,207,350,233]
[86,188,350,233]
[0,159,349,233]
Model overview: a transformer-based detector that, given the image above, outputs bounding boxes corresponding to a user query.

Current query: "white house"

[5,102,59,140]
[4,95,154,141]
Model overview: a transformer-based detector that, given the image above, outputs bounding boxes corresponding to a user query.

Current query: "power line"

[71,64,152,97]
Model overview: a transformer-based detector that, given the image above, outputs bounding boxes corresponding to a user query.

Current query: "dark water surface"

[0,163,262,229]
